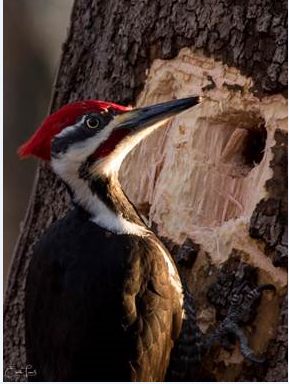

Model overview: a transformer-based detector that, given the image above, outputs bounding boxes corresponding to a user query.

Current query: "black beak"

[116,96,201,132]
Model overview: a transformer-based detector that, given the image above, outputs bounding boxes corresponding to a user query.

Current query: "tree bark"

[4,0,287,381]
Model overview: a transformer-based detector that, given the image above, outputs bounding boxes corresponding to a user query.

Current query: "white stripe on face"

[54,116,87,139]
[52,113,132,165]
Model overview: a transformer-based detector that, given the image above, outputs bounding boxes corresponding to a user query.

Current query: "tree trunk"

[4,0,287,381]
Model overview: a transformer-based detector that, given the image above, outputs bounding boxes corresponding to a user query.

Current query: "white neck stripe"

[91,210,149,236]
[52,154,148,235]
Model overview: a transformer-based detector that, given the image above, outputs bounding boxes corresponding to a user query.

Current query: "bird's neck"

[70,171,148,236]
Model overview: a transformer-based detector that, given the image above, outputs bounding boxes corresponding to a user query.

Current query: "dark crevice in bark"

[250,129,288,269]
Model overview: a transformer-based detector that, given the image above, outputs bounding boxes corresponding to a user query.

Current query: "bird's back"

[25,206,183,381]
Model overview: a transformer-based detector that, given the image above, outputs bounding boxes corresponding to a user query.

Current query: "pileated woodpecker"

[19,97,201,381]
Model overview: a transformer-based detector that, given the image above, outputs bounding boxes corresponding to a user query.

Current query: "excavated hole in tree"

[122,110,268,228]
[241,125,267,166]
[120,48,271,232]
[219,121,267,178]
[190,112,267,227]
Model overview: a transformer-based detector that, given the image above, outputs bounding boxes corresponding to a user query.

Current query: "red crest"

[18,100,130,161]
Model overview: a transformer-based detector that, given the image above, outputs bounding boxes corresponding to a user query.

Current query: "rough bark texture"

[4,0,287,381]
[250,129,288,268]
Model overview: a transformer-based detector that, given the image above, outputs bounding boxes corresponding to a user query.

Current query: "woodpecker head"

[19,97,201,182]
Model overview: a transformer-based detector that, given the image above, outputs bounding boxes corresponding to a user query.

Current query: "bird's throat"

[90,175,144,225]
[53,152,148,235]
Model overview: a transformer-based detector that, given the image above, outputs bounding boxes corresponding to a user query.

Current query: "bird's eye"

[86,117,100,129]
